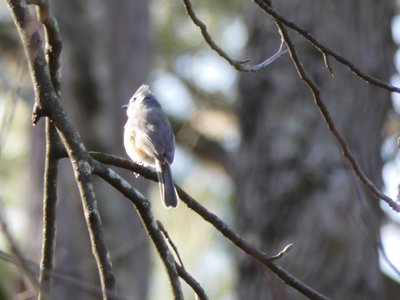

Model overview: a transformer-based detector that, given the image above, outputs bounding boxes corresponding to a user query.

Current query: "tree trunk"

[235,1,396,299]
[28,0,151,299]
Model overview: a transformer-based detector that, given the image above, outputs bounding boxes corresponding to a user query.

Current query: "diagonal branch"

[176,264,209,300]
[157,220,209,299]
[181,0,399,93]
[253,0,400,93]
[90,152,331,300]
[157,220,186,269]
[175,187,330,300]
[273,19,400,213]
[92,162,184,300]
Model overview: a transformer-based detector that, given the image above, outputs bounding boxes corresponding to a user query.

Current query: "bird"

[122,84,179,208]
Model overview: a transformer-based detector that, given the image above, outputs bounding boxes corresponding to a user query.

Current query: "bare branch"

[5,1,116,297]
[176,187,330,300]
[91,152,331,300]
[181,0,286,72]
[93,162,184,300]
[38,119,59,300]
[176,264,209,300]
[243,40,288,72]
[253,0,400,93]
[157,220,209,299]
[157,220,186,269]
[274,20,400,213]
[27,0,62,94]
[270,243,293,261]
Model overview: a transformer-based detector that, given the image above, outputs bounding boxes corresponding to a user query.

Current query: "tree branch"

[273,19,400,213]
[157,220,209,299]
[181,0,286,71]
[5,1,116,297]
[157,220,185,269]
[176,264,209,300]
[92,162,184,300]
[253,0,400,93]
[90,152,331,300]
[27,0,62,94]
[38,119,59,300]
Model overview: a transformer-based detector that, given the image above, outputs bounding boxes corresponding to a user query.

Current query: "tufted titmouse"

[123,84,179,208]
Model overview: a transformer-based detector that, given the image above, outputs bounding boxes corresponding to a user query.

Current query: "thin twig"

[157,220,209,299]
[93,162,184,300]
[176,264,209,300]
[157,220,186,269]
[181,0,285,72]
[270,243,293,261]
[253,0,400,93]
[91,152,330,300]
[274,20,400,213]
[243,41,288,72]
[322,53,334,76]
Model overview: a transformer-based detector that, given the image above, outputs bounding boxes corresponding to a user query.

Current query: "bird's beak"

[122,104,128,109]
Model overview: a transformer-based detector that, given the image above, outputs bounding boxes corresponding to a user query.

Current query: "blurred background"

[1,0,400,299]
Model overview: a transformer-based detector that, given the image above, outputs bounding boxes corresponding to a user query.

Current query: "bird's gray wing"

[134,111,174,164]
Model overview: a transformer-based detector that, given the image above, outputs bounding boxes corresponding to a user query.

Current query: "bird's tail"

[156,162,179,208]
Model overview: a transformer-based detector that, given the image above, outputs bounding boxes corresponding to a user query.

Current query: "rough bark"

[235,1,396,299]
